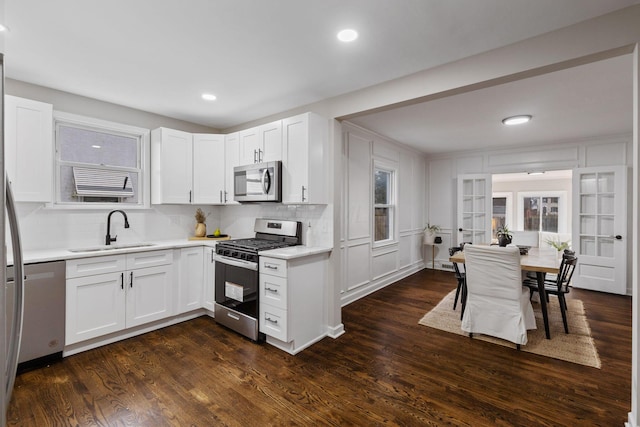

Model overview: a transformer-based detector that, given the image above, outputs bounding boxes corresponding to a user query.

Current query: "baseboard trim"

[327,323,345,339]
[341,263,424,307]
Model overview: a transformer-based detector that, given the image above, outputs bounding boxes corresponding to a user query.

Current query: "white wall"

[340,122,424,306]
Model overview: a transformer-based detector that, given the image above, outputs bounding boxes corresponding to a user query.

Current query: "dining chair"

[448,246,466,319]
[461,245,537,348]
[523,255,578,334]
[526,249,576,300]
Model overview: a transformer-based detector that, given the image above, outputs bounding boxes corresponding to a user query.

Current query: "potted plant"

[496,225,512,247]
[423,223,441,245]
[546,238,571,259]
[194,208,208,237]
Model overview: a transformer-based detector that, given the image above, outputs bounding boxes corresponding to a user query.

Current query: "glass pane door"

[457,174,491,244]
[572,166,626,294]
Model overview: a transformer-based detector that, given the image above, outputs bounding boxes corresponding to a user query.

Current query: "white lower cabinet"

[177,247,205,314]
[259,253,328,354]
[66,250,174,345]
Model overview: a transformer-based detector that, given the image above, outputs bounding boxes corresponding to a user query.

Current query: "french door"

[457,174,492,245]
[572,166,627,294]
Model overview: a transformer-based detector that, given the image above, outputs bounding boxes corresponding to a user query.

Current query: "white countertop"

[16,239,219,265]
[260,245,332,260]
[15,240,332,265]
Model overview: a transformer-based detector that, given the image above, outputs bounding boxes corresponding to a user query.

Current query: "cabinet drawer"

[126,249,173,270]
[260,257,287,278]
[260,274,287,310]
[259,304,288,342]
[66,255,126,278]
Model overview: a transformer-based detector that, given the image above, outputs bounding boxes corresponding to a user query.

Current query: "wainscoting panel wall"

[341,123,426,306]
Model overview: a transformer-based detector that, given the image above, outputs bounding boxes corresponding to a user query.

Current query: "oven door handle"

[216,254,258,271]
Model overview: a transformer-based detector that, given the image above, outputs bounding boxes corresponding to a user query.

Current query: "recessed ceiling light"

[337,29,358,43]
[201,93,217,101]
[502,115,532,126]
[0,24,9,32]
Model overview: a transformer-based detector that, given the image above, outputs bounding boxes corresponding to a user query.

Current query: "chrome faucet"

[105,210,130,245]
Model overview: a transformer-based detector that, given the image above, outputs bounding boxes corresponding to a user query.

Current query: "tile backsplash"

[13,202,332,251]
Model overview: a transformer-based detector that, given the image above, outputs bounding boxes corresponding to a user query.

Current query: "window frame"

[52,111,151,209]
[372,160,397,247]
[492,191,513,238]
[516,190,568,233]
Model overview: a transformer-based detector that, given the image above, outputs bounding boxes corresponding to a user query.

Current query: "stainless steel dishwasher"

[7,260,66,372]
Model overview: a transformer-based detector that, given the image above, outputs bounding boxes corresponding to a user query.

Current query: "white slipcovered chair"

[461,245,537,347]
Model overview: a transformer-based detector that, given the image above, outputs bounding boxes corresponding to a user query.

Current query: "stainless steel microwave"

[233,161,282,202]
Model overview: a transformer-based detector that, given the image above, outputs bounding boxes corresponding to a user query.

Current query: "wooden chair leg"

[453,281,462,310]
[460,282,467,321]
[559,294,569,334]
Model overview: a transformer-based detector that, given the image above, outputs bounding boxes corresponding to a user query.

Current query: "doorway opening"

[491,170,573,250]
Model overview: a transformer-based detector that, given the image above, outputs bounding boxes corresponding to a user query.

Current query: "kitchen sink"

[68,243,156,253]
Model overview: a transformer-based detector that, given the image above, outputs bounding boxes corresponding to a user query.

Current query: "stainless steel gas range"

[214,219,302,341]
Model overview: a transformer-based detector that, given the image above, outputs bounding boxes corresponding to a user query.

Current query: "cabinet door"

[239,127,260,164]
[151,128,193,204]
[282,114,309,203]
[126,264,174,328]
[66,272,126,345]
[259,120,282,162]
[203,247,216,312]
[224,133,240,204]
[193,134,225,204]
[282,113,327,204]
[4,95,53,202]
[178,247,205,314]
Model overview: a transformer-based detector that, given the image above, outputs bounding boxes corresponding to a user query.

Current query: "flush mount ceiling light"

[337,29,358,42]
[0,24,8,32]
[502,115,532,126]
[201,93,217,101]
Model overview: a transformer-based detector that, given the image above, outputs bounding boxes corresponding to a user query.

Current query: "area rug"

[418,290,601,368]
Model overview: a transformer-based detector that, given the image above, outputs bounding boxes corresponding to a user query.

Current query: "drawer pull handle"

[265,265,278,270]
[227,313,240,321]
[266,317,278,324]
[265,287,278,293]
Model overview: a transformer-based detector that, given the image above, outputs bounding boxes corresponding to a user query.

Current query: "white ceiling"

[3,0,639,153]
[349,54,634,154]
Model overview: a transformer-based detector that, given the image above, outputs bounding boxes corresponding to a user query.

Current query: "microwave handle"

[262,168,271,194]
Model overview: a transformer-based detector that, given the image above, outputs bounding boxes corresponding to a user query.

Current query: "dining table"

[449,246,560,339]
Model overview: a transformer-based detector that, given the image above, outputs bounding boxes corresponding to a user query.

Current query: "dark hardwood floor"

[7,269,631,426]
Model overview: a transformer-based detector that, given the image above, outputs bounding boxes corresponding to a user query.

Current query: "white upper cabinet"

[151,128,227,204]
[282,112,328,204]
[193,133,225,204]
[151,127,193,204]
[5,95,53,202]
[238,120,282,164]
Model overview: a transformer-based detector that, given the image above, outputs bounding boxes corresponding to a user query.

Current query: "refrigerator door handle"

[5,177,24,405]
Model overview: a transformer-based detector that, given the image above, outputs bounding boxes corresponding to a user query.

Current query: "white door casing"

[572,166,627,294]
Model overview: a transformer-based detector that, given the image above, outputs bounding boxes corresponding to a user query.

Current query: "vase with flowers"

[546,238,571,260]
[194,208,208,237]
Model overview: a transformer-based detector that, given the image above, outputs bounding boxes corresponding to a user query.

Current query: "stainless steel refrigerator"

[1,51,26,425]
